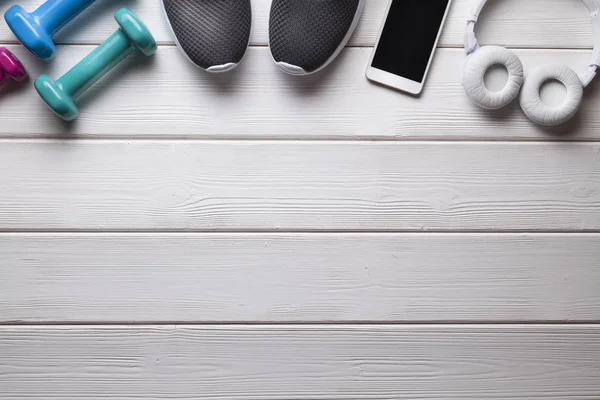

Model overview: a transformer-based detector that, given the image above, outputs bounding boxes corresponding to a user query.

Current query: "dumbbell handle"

[34,0,96,36]
[58,29,134,98]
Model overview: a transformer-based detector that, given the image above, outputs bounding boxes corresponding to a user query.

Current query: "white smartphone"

[366,0,452,95]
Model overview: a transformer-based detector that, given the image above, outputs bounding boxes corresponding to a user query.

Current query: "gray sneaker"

[269,0,365,75]
[162,0,252,72]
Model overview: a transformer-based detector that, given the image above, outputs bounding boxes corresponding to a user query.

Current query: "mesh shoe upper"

[269,0,362,73]
[163,0,252,70]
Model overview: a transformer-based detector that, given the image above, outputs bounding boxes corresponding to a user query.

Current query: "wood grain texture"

[2,140,600,232]
[0,2,598,397]
[1,325,599,399]
[0,0,595,49]
[2,46,600,139]
[1,233,600,323]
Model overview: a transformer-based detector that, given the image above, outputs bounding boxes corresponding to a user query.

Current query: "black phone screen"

[371,0,450,83]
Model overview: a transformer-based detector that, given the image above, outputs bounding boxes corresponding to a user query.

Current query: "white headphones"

[462,0,600,126]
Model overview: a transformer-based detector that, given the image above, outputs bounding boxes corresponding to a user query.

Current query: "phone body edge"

[366,0,453,95]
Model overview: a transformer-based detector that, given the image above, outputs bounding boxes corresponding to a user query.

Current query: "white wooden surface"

[4,47,600,139]
[1,141,600,231]
[1,0,599,398]
[2,233,600,323]
[1,325,600,400]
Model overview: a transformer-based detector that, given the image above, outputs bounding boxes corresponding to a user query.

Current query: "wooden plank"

[1,141,600,232]
[2,47,600,139]
[0,0,594,49]
[1,233,600,323]
[1,325,599,399]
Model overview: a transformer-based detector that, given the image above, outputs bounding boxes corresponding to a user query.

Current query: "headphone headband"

[465,0,600,87]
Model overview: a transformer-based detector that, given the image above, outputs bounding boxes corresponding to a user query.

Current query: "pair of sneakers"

[162,0,365,75]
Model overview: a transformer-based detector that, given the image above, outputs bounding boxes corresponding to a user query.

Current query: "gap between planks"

[3,229,600,234]
[0,42,595,51]
[2,231,600,235]
[2,138,600,144]
[2,135,600,143]
[2,321,600,327]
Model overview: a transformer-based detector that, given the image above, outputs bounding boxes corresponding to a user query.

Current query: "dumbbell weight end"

[35,9,156,121]
[0,47,27,89]
[5,0,97,60]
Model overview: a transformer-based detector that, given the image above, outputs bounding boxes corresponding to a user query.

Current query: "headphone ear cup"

[520,65,584,126]
[462,46,524,110]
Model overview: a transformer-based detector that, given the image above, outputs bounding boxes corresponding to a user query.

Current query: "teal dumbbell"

[35,8,157,121]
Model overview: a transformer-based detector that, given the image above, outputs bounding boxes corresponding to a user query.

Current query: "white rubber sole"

[160,0,252,73]
[271,0,365,76]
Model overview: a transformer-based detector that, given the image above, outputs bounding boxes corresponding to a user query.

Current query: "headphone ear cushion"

[520,65,584,126]
[462,46,524,109]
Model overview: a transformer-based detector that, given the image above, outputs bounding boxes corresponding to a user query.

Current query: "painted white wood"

[1,141,600,232]
[0,0,594,49]
[1,233,600,323]
[1,325,599,399]
[2,46,600,139]
[0,1,597,396]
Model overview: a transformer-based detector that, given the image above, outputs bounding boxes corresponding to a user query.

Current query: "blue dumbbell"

[5,0,97,60]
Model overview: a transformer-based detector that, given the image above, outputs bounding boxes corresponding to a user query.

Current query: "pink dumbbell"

[0,47,27,89]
